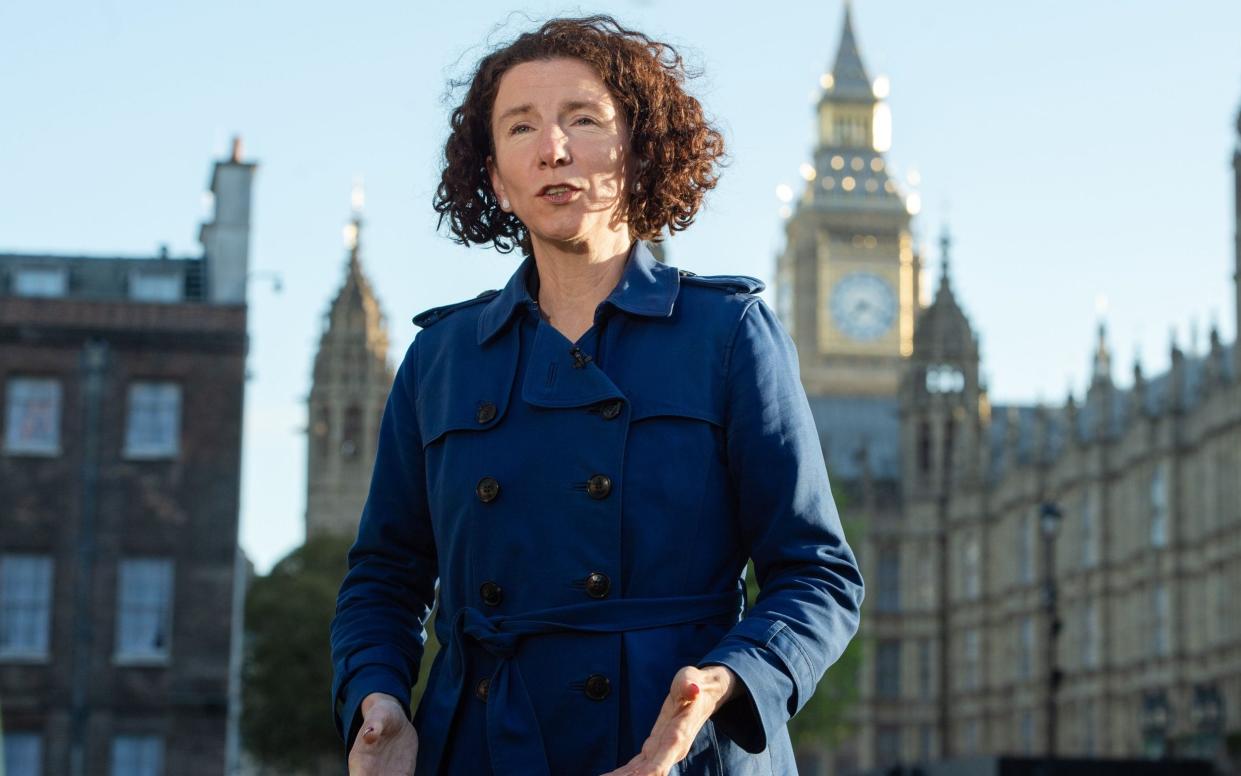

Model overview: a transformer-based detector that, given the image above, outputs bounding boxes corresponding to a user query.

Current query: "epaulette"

[412,289,501,328]
[677,269,765,295]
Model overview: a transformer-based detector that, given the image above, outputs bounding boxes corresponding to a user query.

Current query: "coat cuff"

[334,664,413,753]
[696,616,810,754]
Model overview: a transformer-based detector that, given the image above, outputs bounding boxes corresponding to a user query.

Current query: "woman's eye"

[508,124,532,135]
[573,116,597,126]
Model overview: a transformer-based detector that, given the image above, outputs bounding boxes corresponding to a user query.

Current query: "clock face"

[925,363,965,394]
[828,271,897,342]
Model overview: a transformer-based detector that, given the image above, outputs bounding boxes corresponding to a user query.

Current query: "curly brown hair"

[433,15,725,254]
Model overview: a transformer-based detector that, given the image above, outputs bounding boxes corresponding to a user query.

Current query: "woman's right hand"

[349,692,419,775]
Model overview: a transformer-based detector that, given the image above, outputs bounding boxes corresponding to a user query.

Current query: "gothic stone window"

[917,638,932,700]
[313,405,331,458]
[876,725,901,768]
[1018,709,1035,753]
[960,718,980,754]
[876,640,901,699]
[342,403,363,458]
[123,382,181,459]
[0,554,53,658]
[943,418,956,478]
[1152,583,1170,658]
[917,553,936,609]
[115,559,173,662]
[4,377,61,456]
[1017,511,1035,585]
[962,534,981,600]
[1081,601,1099,669]
[1016,616,1033,682]
[917,420,931,476]
[1080,489,1099,568]
[876,546,900,612]
[1081,700,1098,754]
[961,628,981,691]
[1150,461,1169,548]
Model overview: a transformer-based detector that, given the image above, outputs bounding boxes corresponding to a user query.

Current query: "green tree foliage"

[241,534,441,774]
[241,535,357,773]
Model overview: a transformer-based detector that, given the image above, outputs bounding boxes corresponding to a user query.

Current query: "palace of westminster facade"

[302,7,1241,772]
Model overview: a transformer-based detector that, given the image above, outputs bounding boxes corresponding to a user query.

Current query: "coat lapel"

[520,318,625,408]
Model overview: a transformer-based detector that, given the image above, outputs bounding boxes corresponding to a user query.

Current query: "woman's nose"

[538,124,572,168]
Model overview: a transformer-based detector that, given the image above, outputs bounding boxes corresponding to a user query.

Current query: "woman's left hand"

[597,665,738,776]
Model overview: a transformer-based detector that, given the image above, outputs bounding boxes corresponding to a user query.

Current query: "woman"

[330,15,863,776]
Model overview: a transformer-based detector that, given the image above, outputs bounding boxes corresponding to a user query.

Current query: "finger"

[361,721,383,745]
[682,681,700,704]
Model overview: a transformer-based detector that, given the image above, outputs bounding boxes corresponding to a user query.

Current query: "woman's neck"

[529,230,633,343]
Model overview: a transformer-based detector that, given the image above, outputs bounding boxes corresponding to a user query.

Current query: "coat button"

[585,572,611,599]
[599,399,622,420]
[586,474,612,499]
[476,401,497,424]
[475,677,490,701]
[476,476,500,503]
[584,674,611,701]
[480,581,503,607]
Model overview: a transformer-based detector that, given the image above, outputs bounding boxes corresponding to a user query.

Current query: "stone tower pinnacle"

[1091,320,1112,386]
[305,181,395,539]
[828,1,874,102]
[901,224,982,494]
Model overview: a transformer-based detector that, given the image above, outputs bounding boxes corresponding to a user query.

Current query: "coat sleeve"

[329,338,439,752]
[696,297,865,753]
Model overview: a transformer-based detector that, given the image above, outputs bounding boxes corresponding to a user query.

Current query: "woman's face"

[488,57,633,252]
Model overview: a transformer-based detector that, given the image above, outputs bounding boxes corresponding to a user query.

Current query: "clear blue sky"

[2,1,1239,573]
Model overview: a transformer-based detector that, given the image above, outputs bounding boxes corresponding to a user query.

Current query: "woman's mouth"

[538,184,580,204]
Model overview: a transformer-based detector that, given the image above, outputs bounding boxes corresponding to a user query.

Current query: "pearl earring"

[501,198,510,211]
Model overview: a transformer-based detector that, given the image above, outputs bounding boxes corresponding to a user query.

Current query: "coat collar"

[476,240,679,346]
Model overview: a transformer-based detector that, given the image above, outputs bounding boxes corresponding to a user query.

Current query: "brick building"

[0,141,256,776]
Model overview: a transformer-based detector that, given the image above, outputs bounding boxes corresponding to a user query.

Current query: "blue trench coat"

[330,242,864,775]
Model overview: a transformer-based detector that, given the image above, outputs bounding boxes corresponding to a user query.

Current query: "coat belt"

[418,590,742,776]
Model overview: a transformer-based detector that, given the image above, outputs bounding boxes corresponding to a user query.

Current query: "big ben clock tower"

[777,2,921,398]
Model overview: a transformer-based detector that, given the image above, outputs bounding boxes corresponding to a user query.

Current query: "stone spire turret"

[1091,321,1112,387]
[826,1,874,103]
[901,224,983,493]
[305,179,395,539]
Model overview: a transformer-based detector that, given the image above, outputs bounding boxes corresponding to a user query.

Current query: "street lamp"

[1039,501,1064,757]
